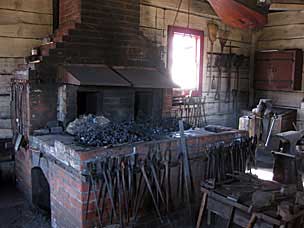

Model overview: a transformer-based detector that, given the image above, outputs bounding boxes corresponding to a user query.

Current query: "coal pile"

[67,115,189,147]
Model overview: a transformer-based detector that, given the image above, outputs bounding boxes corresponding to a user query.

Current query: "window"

[168,26,204,95]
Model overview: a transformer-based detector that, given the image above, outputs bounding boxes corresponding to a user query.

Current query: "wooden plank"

[0,9,52,25]
[259,24,304,41]
[0,0,52,14]
[270,3,304,11]
[0,23,52,39]
[0,129,13,139]
[203,77,249,91]
[0,96,10,104]
[0,58,24,74]
[0,37,42,57]
[162,10,252,43]
[255,90,304,109]
[266,10,304,27]
[257,38,304,50]
[272,0,304,3]
[0,119,11,129]
[0,86,11,95]
[141,0,216,18]
[0,75,13,86]
[0,105,11,119]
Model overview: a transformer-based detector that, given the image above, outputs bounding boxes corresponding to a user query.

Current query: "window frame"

[167,26,204,96]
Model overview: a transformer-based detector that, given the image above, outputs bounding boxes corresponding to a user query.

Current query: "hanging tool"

[225,45,234,103]
[202,96,207,126]
[207,21,219,95]
[216,29,230,103]
[214,54,222,100]
[232,54,245,125]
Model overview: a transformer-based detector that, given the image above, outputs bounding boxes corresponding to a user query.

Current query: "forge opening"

[31,167,51,215]
[77,91,98,117]
[134,91,153,121]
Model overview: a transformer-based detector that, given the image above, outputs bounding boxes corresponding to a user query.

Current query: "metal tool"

[215,30,230,102]
[214,54,222,100]
[207,22,219,96]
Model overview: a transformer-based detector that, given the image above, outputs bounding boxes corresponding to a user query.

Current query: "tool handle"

[247,213,257,228]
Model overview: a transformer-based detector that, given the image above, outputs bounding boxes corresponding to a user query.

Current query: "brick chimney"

[21,0,168,132]
[40,0,162,68]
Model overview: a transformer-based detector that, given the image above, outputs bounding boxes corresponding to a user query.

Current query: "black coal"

[71,117,190,147]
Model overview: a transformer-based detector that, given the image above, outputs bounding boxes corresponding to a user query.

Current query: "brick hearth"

[15,128,246,228]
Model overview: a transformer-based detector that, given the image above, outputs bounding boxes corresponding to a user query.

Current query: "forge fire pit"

[15,126,248,228]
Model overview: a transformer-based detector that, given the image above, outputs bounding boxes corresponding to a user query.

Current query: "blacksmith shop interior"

[3,0,304,227]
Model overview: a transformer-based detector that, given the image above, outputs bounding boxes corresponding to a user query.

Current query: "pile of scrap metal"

[82,131,255,227]
[66,115,191,147]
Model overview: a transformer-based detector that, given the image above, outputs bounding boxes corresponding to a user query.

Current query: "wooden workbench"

[196,177,304,228]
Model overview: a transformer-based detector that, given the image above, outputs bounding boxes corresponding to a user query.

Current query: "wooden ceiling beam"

[270,0,304,11]
[271,0,304,4]
[270,3,304,11]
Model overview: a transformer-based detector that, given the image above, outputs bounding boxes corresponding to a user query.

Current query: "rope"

[173,0,183,27]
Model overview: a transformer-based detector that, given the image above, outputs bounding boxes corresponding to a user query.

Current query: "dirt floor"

[0,183,233,228]
[0,183,51,228]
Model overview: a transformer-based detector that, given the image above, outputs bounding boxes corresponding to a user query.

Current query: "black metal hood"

[59,65,179,89]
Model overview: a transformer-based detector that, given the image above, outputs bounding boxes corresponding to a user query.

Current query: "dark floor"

[0,153,273,228]
[0,182,51,228]
[134,211,240,228]
[0,181,238,228]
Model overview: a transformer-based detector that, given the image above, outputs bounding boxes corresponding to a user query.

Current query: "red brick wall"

[16,147,90,227]
[15,148,33,201]
[49,162,85,227]
[17,130,248,228]
[47,0,163,68]
[59,0,81,26]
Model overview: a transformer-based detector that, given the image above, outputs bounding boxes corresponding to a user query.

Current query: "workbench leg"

[196,192,208,228]
[247,213,257,228]
[207,211,213,225]
[226,207,235,228]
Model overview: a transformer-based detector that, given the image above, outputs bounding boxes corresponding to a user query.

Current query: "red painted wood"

[254,50,303,91]
[207,0,267,29]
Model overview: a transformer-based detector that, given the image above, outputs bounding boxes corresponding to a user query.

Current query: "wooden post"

[196,192,208,228]
[248,30,262,108]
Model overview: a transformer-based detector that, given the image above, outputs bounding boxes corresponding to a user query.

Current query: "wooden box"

[254,49,303,91]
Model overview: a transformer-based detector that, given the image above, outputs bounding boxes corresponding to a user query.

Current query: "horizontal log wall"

[256,10,304,129]
[139,0,252,127]
[0,0,52,138]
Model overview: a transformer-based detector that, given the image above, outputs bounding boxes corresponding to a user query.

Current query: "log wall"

[256,10,304,129]
[0,0,52,138]
[139,0,252,127]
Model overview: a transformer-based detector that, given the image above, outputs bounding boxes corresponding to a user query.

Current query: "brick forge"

[15,128,247,228]
[13,0,170,133]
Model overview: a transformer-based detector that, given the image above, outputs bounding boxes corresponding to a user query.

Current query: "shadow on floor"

[0,181,51,228]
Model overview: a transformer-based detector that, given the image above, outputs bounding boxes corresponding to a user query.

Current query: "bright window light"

[249,168,274,181]
[170,32,201,90]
